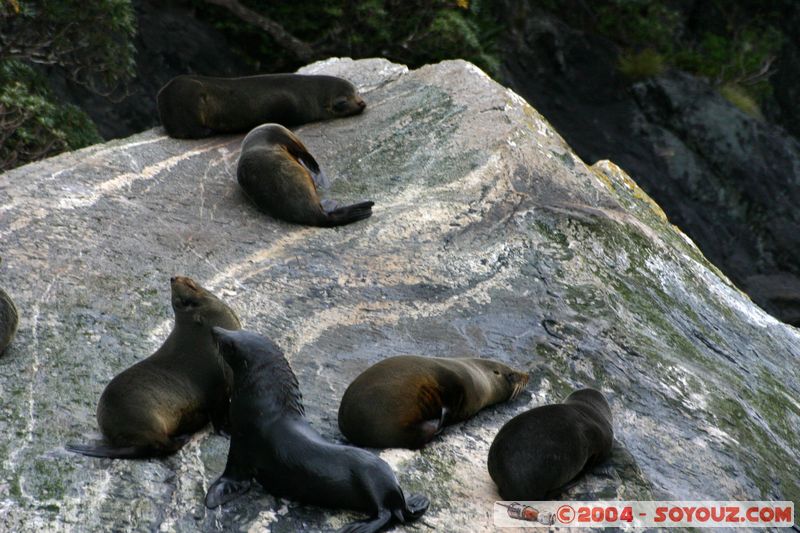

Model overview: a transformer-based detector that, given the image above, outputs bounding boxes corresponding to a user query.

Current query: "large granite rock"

[1,58,798,531]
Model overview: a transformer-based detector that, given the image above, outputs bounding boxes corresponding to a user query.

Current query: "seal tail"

[321,201,374,227]
[65,441,156,459]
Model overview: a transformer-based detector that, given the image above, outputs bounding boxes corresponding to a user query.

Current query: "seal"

[338,355,529,449]
[237,123,373,226]
[157,73,366,139]
[0,286,18,355]
[66,276,241,458]
[487,388,613,500]
[0,258,19,355]
[205,327,430,533]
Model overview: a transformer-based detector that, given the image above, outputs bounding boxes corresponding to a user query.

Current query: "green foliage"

[1,0,136,92]
[672,25,783,97]
[618,48,665,80]
[596,0,681,55]
[0,60,102,171]
[543,0,786,104]
[193,0,501,76]
[0,0,135,170]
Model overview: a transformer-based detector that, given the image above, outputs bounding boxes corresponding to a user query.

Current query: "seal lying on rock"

[338,355,529,449]
[66,276,241,458]
[237,124,373,227]
[205,327,429,533]
[487,388,613,500]
[157,73,366,138]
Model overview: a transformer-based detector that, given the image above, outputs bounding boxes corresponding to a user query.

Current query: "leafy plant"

[0,0,135,170]
[0,0,136,93]
[193,0,501,76]
[544,0,786,106]
[0,60,102,171]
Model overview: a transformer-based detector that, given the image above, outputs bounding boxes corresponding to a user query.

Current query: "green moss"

[618,48,666,79]
[332,83,485,198]
[719,83,764,120]
[541,1,787,107]
[709,394,799,501]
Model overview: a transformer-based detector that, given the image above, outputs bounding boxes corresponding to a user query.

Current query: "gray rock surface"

[1,57,798,531]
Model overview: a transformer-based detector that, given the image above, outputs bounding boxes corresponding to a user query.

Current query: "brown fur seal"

[337,355,529,449]
[66,276,241,458]
[157,73,366,139]
[206,327,429,533]
[487,388,613,500]
[0,286,18,355]
[237,123,373,226]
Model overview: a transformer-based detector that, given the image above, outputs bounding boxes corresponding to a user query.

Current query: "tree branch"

[204,0,316,63]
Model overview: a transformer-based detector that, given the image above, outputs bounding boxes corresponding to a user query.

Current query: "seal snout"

[508,372,530,400]
[171,276,199,291]
[355,97,366,110]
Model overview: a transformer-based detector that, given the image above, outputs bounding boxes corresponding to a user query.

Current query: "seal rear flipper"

[402,493,430,521]
[66,433,191,459]
[205,476,252,508]
[65,441,157,459]
[336,509,392,533]
[321,201,374,227]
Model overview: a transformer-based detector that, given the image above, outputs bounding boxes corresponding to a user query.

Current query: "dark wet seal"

[488,387,613,500]
[206,327,429,533]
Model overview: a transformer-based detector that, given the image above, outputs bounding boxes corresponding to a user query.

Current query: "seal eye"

[493,370,501,375]
[331,98,350,113]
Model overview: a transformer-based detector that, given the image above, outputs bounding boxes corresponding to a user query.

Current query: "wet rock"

[0,57,798,531]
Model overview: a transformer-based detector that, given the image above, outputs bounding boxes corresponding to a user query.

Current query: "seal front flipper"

[322,201,374,227]
[288,141,329,189]
[205,476,252,508]
[415,406,448,448]
[205,435,252,507]
[209,390,232,437]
